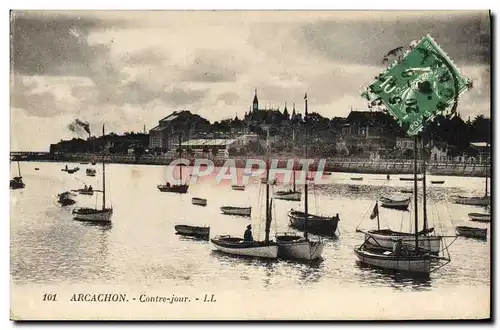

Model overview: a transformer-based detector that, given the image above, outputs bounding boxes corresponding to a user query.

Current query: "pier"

[11,152,490,177]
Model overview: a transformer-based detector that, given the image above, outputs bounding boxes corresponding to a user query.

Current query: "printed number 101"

[42,294,57,301]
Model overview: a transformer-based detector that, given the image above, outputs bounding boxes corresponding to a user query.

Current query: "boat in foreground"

[175,225,210,240]
[211,235,278,259]
[455,226,487,240]
[468,212,491,222]
[220,206,252,217]
[364,228,440,254]
[191,197,207,206]
[354,243,431,274]
[379,196,411,210]
[276,232,324,260]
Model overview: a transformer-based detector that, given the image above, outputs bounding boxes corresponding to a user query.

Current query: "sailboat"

[360,138,441,254]
[274,131,301,201]
[454,142,490,206]
[354,136,451,275]
[211,140,278,259]
[72,124,113,223]
[157,134,189,194]
[276,94,324,261]
[10,160,25,190]
[287,94,340,236]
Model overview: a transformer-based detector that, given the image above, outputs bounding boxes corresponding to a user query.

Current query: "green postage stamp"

[361,34,472,136]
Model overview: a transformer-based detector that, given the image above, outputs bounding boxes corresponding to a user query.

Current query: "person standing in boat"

[393,239,403,257]
[244,225,253,241]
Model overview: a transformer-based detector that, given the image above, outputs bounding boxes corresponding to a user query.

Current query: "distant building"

[396,137,414,150]
[430,144,448,162]
[148,110,210,152]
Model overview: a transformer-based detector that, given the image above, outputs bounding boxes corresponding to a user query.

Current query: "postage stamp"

[361,34,472,136]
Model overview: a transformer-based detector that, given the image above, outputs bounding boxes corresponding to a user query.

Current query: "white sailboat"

[73,124,113,223]
[276,94,325,261]
[355,136,451,275]
[360,138,442,254]
[10,160,25,190]
[211,133,278,259]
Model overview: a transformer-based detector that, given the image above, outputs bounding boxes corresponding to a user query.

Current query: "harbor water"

[10,161,490,319]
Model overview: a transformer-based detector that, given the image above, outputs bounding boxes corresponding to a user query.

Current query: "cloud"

[9,10,491,151]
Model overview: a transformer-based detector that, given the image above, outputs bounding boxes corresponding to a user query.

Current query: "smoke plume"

[68,119,91,137]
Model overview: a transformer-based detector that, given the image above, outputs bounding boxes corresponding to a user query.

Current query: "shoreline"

[13,153,490,178]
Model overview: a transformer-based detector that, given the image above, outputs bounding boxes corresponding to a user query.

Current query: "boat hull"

[364,230,441,254]
[288,210,339,236]
[211,236,278,259]
[231,185,246,191]
[191,198,207,206]
[456,226,487,240]
[454,196,490,206]
[468,213,491,222]
[73,208,113,222]
[157,184,189,194]
[276,235,324,260]
[273,191,301,201]
[220,207,252,217]
[380,197,411,210]
[354,246,431,274]
[58,199,76,206]
[175,225,210,239]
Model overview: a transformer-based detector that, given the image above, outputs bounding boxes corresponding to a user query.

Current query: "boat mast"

[179,134,183,183]
[421,137,428,232]
[304,93,309,241]
[485,145,488,197]
[17,160,21,177]
[102,124,106,211]
[292,129,296,192]
[413,135,419,252]
[264,128,271,243]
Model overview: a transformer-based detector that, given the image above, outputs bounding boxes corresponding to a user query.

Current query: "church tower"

[252,89,259,112]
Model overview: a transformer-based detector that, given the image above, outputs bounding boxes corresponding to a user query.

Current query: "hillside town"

[48,90,491,165]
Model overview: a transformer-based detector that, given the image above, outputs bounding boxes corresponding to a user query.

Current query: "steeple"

[252,89,259,112]
[292,102,296,116]
[283,102,289,120]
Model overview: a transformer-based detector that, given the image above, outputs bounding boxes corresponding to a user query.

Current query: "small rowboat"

[379,196,411,210]
[351,177,363,181]
[192,198,207,206]
[220,206,252,217]
[468,212,491,222]
[231,185,246,191]
[175,225,210,240]
[211,235,278,259]
[400,177,423,181]
[455,226,487,240]
[431,180,445,184]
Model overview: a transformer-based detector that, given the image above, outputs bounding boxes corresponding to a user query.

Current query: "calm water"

[10,161,490,293]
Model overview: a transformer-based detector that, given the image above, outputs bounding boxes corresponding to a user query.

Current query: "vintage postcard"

[9,10,491,320]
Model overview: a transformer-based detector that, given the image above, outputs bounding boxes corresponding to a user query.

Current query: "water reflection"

[355,261,432,290]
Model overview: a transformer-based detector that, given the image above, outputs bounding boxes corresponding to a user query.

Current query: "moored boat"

[276,95,325,261]
[351,177,363,181]
[192,197,207,206]
[364,228,440,254]
[400,176,423,181]
[220,206,252,217]
[10,161,25,190]
[288,210,340,236]
[274,190,301,201]
[455,195,490,206]
[175,225,210,240]
[157,134,189,194]
[455,226,487,240]
[431,180,445,184]
[379,196,411,210]
[211,235,278,259]
[86,168,96,177]
[57,191,76,206]
[468,212,491,222]
[231,185,246,191]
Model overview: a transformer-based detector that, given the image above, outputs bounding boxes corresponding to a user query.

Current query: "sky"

[10,10,491,151]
